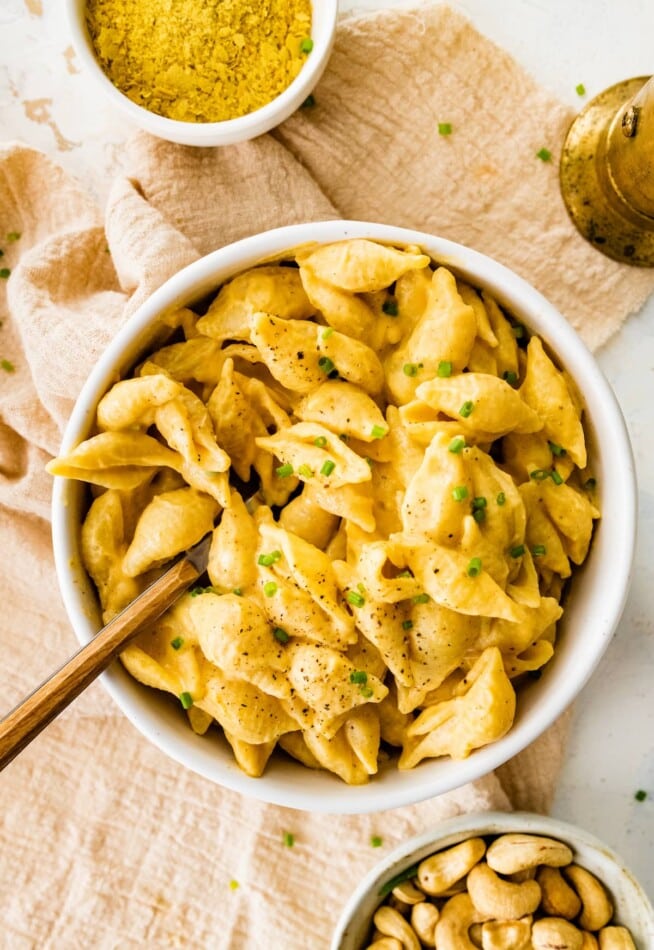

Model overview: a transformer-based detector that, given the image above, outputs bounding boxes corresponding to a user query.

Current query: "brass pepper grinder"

[560,75,654,265]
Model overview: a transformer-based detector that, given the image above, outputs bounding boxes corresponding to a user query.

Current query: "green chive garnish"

[402,619,414,630]
[170,636,184,650]
[412,593,430,604]
[276,463,294,478]
[382,299,398,316]
[0,268,10,279]
[359,685,374,699]
[511,324,525,339]
[548,441,566,457]
[349,670,368,685]
[536,147,552,162]
[320,460,335,476]
[189,585,219,597]
[438,122,452,135]
[459,400,474,418]
[258,550,282,566]
[378,863,420,897]
[467,557,482,577]
[179,692,193,709]
[283,831,295,847]
[300,37,314,53]
[365,456,374,468]
[438,360,452,377]
[510,545,525,558]
[1,358,15,372]
[635,789,648,802]
[398,569,413,578]
[6,232,20,242]
[298,464,314,478]
[321,326,334,339]
[576,83,586,96]
[530,469,550,481]
[318,356,335,374]
[313,436,327,448]
[473,508,486,524]
[232,587,243,596]
[347,590,365,608]
[502,371,518,386]
[264,581,278,597]
[371,835,383,847]
[452,485,469,502]
[273,627,290,644]
[371,424,387,439]
[496,492,506,506]
[302,94,316,108]
[551,469,564,485]
[472,497,487,509]
[403,363,418,377]
[448,436,466,454]
[532,544,547,557]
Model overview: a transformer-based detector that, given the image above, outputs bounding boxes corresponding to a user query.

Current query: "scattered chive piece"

[437,360,452,378]
[0,268,11,279]
[448,436,466,454]
[371,835,383,848]
[438,122,452,136]
[232,587,243,596]
[321,459,336,476]
[532,544,547,557]
[379,863,420,897]
[347,590,365,608]
[273,627,290,644]
[403,362,418,377]
[302,93,316,108]
[473,508,486,524]
[359,685,374,699]
[382,298,399,316]
[402,619,414,630]
[511,324,525,339]
[229,880,239,891]
[412,593,430,604]
[298,464,314,478]
[459,400,474,418]
[467,557,482,577]
[258,550,282,566]
[300,36,314,53]
[585,477,597,490]
[318,356,335,374]
[276,463,294,478]
[472,496,487,509]
[321,326,334,338]
[365,456,374,468]
[170,636,184,650]
[510,545,525,558]
[263,581,278,597]
[530,469,550,481]
[548,441,566,457]
[576,83,586,96]
[536,147,552,162]
[551,469,564,485]
[6,232,20,242]
[371,424,387,439]
[635,789,647,802]
[1,358,15,372]
[452,485,469,502]
[313,435,327,448]
[398,569,413,578]
[189,585,218,597]
[496,492,506,506]
[349,670,368,685]
[179,691,193,709]
[283,831,295,847]
[502,370,518,386]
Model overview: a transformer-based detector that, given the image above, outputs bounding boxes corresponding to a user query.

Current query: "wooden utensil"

[0,532,213,771]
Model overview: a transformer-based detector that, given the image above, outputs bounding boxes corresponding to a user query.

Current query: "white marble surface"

[2,0,653,900]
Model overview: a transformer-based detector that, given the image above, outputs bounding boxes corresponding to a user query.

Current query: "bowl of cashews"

[332,811,654,949]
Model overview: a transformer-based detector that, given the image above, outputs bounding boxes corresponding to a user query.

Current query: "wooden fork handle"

[0,556,200,771]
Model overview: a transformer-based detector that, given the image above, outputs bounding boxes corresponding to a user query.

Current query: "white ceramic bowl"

[65,0,337,146]
[331,811,654,948]
[51,220,636,814]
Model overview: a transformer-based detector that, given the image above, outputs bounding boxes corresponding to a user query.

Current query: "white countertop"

[2,0,653,899]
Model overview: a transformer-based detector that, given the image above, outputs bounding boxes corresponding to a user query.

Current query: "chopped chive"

[276,463,294,478]
[452,485,469,502]
[412,593,430,604]
[6,232,20,242]
[437,360,452,378]
[382,298,399,316]
[313,435,327,448]
[179,691,193,709]
[473,507,486,524]
[273,627,290,644]
[371,835,383,847]
[298,464,314,478]
[530,469,550,481]
[365,456,374,468]
[1,358,15,372]
[472,497,487,509]
[550,469,564,485]
[502,370,518,385]
[170,636,184,650]
[402,619,414,630]
[438,122,452,135]
[584,477,597,490]
[496,492,506,506]
[302,93,316,108]
[189,585,219,597]
[258,550,282,566]
[347,590,365,608]
[283,831,295,847]
[635,789,648,802]
[459,400,474,418]
[318,356,335,374]
[467,557,482,577]
[402,362,418,377]
[232,587,243,596]
[0,268,10,279]
[229,880,239,891]
[379,863,420,897]
[300,36,314,53]
[398,569,413,578]
[510,545,525,558]
[532,544,547,557]
[548,441,566,457]
[371,424,387,439]
[320,459,336,476]
[349,670,368,685]
[536,147,552,162]
[448,436,466,454]
[575,83,586,96]
[511,324,525,339]
[263,581,278,597]
[321,326,334,338]
[359,685,374,699]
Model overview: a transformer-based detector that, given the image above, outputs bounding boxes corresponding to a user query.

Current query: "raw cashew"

[481,918,532,950]
[417,837,486,895]
[392,881,427,905]
[486,834,573,874]
[537,866,582,919]
[366,940,404,950]
[467,861,541,919]
[373,906,421,950]
[532,917,583,950]
[581,934,599,950]
[563,865,613,931]
[410,901,439,946]
[434,892,489,950]
[598,926,637,949]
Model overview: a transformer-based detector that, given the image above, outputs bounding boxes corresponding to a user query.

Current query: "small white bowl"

[65,0,337,146]
[331,811,654,949]
[51,220,636,814]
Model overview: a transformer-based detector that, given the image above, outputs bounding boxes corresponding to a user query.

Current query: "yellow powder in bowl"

[86,0,313,123]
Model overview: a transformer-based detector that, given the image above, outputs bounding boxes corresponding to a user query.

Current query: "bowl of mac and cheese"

[48,221,636,813]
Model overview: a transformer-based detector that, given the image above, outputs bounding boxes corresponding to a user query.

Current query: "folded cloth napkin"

[1,5,652,947]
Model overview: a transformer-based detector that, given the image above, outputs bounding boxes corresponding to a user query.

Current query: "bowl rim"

[51,220,638,814]
[329,809,654,949]
[64,0,339,144]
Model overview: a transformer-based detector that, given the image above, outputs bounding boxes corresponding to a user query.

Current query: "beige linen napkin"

[1,6,652,948]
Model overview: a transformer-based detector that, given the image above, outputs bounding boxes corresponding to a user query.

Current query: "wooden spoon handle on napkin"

[0,534,211,771]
